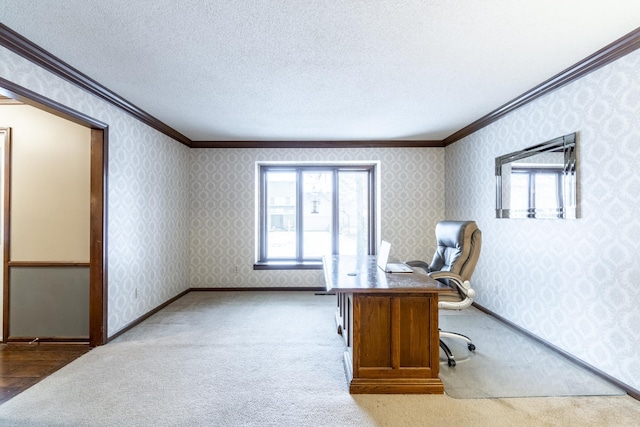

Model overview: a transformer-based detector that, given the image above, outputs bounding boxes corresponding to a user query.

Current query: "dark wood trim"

[107,290,191,342]
[0,78,108,347]
[7,337,90,344]
[0,21,441,151]
[443,26,640,146]
[90,128,108,347]
[1,128,11,343]
[8,262,90,267]
[4,126,106,346]
[192,140,444,149]
[190,287,327,292]
[0,95,22,105]
[253,262,323,270]
[0,78,107,130]
[4,22,640,149]
[473,303,640,401]
[0,23,191,147]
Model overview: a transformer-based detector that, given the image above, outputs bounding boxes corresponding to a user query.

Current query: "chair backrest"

[429,220,482,281]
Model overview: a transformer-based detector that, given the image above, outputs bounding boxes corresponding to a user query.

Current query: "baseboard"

[189,287,326,292]
[6,337,89,344]
[107,289,190,342]
[473,302,640,401]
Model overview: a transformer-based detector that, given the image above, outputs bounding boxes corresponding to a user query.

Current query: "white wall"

[0,45,192,337]
[2,104,90,261]
[445,48,640,391]
[189,147,445,287]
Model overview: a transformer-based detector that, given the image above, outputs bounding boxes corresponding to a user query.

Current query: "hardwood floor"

[0,343,90,404]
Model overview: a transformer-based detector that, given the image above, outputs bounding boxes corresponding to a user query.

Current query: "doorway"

[0,82,107,347]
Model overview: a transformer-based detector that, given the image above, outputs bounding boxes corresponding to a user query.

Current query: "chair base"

[440,330,476,367]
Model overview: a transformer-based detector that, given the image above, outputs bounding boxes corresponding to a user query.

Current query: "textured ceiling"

[1,0,640,142]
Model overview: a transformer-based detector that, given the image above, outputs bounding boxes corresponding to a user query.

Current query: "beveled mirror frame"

[495,132,578,219]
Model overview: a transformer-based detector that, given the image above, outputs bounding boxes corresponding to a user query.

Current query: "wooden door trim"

[1,128,11,342]
[0,78,108,346]
[90,128,107,346]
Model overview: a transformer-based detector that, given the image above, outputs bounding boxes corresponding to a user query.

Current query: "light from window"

[510,167,563,218]
[256,164,376,268]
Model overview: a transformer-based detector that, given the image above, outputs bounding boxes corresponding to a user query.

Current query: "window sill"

[253,261,323,270]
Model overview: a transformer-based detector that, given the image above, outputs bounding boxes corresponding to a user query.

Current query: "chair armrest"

[406,260,431,273]
[428,271,476,310]
[429,271,476,298]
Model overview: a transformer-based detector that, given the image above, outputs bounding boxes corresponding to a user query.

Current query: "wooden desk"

[323,255,454,394]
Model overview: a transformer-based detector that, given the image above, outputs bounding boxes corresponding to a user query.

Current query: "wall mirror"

[495,132,578,219]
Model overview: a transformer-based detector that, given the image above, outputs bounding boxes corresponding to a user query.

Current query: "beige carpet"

[0,291,638,426]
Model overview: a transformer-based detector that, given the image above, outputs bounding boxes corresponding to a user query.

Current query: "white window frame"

[511,166,564,219]
[254,161,380,270]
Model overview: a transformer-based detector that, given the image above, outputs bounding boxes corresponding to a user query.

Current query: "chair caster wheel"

[468,344,476,351]
[447,359,456,367]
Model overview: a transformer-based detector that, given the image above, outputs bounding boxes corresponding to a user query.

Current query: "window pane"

[339,171,369,256]
[510,173,529,218]
[534,173,560,214]
[266,171,296,258]
[303,171,332,258]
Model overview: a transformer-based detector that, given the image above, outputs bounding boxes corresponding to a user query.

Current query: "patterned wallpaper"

[3,35,638,394]
[0,44,445,333]
[0,46,191,337]
[445,48,640,391]
[189,147,445,288]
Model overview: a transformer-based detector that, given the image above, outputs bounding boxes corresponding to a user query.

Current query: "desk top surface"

[323,255,455,294]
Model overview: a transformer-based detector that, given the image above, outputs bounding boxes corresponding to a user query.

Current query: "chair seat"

[439,291,464,303]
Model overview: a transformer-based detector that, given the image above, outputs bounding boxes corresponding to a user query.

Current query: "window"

[255,163,377,269]
[510,166,564,218]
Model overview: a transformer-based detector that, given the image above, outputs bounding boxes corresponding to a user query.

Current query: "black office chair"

[407,220,482,367]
